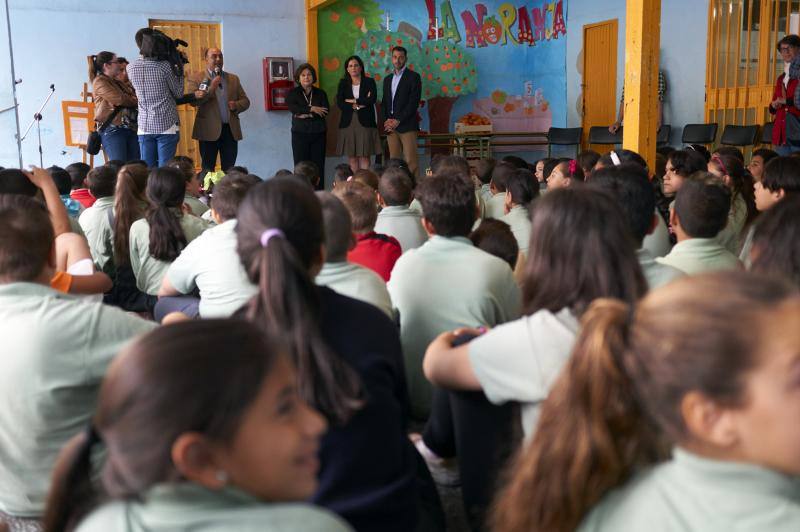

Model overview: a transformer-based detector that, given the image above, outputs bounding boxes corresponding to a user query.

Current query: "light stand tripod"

[20,84,55,167]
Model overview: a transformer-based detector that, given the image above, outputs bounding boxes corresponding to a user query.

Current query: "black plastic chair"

[657,124,671,145]
[681,123,718,145]
[720,124,759,147]
[547,127,583,157]
[761,123,774,145]
[587,126,623,145]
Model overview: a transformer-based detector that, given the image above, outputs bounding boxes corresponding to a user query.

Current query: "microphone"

[214,66,221,77]
[49,84,55,91]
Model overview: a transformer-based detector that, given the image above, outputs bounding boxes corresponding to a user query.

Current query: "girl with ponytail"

[129,167,207,306]
[500,168,538,256]
[236,178,435,531]
[708,153,757,253]
[42,320,351,532]
[493,271,800,532]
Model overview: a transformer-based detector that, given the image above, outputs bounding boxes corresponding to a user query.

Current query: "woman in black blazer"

[287,63,329,189]
[336,55,382,170]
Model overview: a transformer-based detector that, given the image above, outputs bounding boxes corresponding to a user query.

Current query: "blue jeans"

[138,133,180,168]
[775,142,800,156]
[100,126,139,163]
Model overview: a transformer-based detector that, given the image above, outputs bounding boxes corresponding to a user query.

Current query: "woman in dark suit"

[287,63,328,188]
[336,55,382,170]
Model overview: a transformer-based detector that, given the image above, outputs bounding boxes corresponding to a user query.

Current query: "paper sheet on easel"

[69,117,89,144]
[791,14,799,36]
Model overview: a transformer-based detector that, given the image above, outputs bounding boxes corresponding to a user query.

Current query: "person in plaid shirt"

[609,70,666,134]
[127,29,187,168]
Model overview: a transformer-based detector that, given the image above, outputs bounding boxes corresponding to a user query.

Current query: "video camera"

[135,28,190,77]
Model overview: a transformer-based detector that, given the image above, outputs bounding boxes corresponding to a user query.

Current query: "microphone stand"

[20,83,55,167]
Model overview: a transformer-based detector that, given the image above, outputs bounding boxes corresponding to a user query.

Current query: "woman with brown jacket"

[90,51,139,162]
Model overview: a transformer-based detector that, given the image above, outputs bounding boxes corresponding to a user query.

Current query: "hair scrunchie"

[260,228,285,248]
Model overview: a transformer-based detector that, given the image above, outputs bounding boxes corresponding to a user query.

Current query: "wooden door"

[149,20,221,166]
[582,19,618,151]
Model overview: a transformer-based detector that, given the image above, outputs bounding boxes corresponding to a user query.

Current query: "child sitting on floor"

[374,166,428,252]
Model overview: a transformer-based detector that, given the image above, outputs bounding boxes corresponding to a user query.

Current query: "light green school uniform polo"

[468,307,579,439]
[579,448,800,532]
[478,183,493,204]
[740,223,756,268]
[641,210,672,258]
[387,235,521,418]
[374,205,428,253]
[637,248,684,290]
[78,196,115,274]
[717,193,748,254]
[484,192,507,219]
[500,205,531,254]
[409,197,423,216]
[0,282,156,517]
[129,213,209,295]
[656,237,741,275]
[165,219,256,317]
[184,194,209,217]
[76,483,352,532]
[316,261,394,319]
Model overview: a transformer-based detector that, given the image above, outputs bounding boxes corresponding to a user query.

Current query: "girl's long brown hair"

[112,164,148,266]
[492,271,797,532]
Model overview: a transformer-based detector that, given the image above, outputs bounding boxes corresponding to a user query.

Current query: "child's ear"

[377,192,387,208]
[172,433,228,490]
[776,188,787,201]
[680,391,740,448]
[669,207,678,228]
[421,217,436,236]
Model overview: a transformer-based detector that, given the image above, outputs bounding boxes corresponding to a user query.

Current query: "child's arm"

[423,329,484,390]
[25,166,71,236]
[158,275,183,297]
[68,272,113,295]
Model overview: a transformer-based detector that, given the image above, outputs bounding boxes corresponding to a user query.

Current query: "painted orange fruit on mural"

[483,17,502,44]
[354,16,364,29]
[504,103,515,113]
[329,12,340,23]
[346,5,360,14]
[491,90,507,104]
[323,57,340,71]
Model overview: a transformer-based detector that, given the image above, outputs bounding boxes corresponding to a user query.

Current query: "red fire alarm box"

[263,57,294,111]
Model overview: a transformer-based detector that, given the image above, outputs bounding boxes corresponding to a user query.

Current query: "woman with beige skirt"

[336,55,382,170]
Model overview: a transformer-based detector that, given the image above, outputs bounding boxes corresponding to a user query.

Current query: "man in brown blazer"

[186,48,250,171]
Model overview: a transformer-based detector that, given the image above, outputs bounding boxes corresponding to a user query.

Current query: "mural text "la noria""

[425,0,567,47]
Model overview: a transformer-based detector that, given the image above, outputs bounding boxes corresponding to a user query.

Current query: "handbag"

[87,107,123,155]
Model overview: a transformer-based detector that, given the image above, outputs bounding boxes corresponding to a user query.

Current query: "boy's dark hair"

[392,45,408,56]
[762,156,800,194]
[352,168,379,191]
[490,161,517,192]
[384,158,412,185]
[469,218,518,270]
[588,164,655,246]
[104,160,124,175]
[686,144,711,162]
[228,165,249,175]
[333,163,353,184]
[506,168,539,209]
[577,150,601,175]
[714,145,744,163]
[317,191,352,262]
[125,159,148,168]
[751,148,779,166]
[476,158,496,184]
[167,156,195,182]
[502,155,529,169]
[656,145,676,158]
[294,161,320,187]
[48,166,72,196]
[597,150,647,170]
[0,194,54,282]
[778,34,800,50]
[65,162,91,190]
[674,173,731,238]
[385,158,409,170]
[210,174,261,222]
[86,165,118,198]
[432,155,470,179]
[273,169,293,178]
[379,167,413,206]
[667,149,708,177]
[369,162,385,177]
[750,195,800,286]
[0,169,36,197]
[332,181,377,233]
[416,171,476,237]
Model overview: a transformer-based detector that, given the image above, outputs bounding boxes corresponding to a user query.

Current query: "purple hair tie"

[260,228,285,248]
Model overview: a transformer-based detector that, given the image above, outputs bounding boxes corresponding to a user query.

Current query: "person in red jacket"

[333,181,401,282]
[770,35,800,155]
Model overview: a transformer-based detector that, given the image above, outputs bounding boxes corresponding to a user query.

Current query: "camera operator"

[127,28,196,167]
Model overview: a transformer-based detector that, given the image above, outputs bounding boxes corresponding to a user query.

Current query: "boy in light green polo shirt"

[657,175,741,275]
[0,194,155,521]
[78,165,117,275]
[499,167,538,255]
[316,192,393,319]
[388,171,521,418]
[484,161,515,219]
[374,167,428,253]
[168,156,210,217]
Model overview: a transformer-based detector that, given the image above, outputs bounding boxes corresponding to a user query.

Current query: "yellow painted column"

[306,0,339,72]
[622,0,661,171]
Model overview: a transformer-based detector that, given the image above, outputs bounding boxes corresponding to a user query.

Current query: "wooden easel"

[81,82,95,167]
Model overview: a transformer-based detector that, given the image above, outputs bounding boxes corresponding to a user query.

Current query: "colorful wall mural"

[317,0,568,139]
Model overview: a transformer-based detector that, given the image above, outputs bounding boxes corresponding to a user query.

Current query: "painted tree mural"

[419,40,477,134]
[354,30,423,101]
[318,0,383,98]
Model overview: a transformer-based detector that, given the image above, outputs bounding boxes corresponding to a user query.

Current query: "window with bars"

[705,0,800,144]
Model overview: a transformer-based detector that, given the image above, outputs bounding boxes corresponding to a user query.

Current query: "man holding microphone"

[187,48,250,171]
